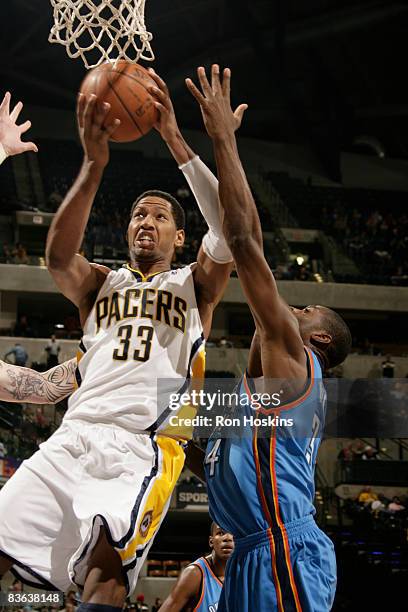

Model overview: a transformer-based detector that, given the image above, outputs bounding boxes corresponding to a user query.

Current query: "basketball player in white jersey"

[0,358,76,403]
[0,77,246,611]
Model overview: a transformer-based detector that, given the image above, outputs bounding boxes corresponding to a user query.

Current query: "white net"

[49,0,154,69]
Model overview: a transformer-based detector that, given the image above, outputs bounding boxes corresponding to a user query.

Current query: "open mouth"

[135,232,155,248]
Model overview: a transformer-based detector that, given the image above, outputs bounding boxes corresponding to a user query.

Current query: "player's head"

[209,522,234,561]
[127,190,185,264]
[290,305,351,370]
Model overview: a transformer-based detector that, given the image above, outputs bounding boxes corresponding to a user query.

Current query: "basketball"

[79,61,159,142]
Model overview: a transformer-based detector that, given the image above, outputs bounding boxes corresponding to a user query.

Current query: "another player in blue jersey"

[186,66,352,611]
[160,522,234,611]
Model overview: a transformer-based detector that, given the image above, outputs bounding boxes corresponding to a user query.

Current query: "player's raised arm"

[186,66,303,358]
[0,358,77,404]
[146,69,242,336]
[46,94,120,319]
[0,92,38,165]
[159,564,203,612]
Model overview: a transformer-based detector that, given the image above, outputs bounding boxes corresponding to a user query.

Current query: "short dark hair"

[210,521,218,535]
[130,190,185,230]
[320,308,352,369]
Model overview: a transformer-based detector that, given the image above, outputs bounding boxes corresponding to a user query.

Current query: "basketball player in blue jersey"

[186,66,352,611]
[0,79,244,612]
[160,523,234,612]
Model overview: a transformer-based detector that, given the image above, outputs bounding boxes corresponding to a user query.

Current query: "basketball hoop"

[48,0,154,69]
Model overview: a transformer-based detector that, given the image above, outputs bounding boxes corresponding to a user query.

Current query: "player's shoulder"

[163,264,196,285]
[172,263,195,276]
[182,561,204,582]
[177,561,203,591]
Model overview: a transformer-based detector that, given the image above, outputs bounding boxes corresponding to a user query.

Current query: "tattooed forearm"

[0,358,77,403]
[44,359,77,399]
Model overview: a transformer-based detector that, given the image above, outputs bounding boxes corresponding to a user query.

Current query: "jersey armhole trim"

[191,561,205,611]
[201,556,223,587]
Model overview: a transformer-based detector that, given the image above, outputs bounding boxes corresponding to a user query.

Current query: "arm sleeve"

[179,155,233,264]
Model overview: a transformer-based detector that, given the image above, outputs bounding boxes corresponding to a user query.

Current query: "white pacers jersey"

[65,264,205,435]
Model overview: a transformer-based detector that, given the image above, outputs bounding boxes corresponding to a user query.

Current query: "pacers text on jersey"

[95,288,187,332]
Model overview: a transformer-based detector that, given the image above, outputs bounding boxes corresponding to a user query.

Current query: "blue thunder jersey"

[192,557,223,612]
[205,348,326,538]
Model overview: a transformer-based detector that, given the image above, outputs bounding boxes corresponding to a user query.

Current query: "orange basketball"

[79,61,159,142]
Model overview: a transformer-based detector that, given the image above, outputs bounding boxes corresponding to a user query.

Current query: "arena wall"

[1,265,408,312]
[0,338,407,379]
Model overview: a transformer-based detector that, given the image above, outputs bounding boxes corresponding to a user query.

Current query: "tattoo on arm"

[0,358,77,403]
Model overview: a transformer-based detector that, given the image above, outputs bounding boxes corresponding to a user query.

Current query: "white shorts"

[0,420,185,593]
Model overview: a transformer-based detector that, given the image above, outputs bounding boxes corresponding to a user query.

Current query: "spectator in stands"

[151,598,162,612]
[359,338,375,355]
[371,495,386,514]
[48,188,63,211]
[352,441,366,459]
[361,445,379,460]
[358,486,378,505]
[12,243,29,265]
[2,244,12,264]
[388,497,405,513]
[135,594,148,611]
[381,354,396,378]
[8,578,23,592]
[337,443,354,461]
[13,314,34,337]
[45,333,61,368]
[4,342,28,367]
[0,91,37,166]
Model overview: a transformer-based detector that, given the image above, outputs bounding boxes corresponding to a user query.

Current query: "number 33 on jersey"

[65,265,205,435]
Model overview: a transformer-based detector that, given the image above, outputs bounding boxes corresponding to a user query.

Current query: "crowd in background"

[344,485,408,534]
[322,205,408,285]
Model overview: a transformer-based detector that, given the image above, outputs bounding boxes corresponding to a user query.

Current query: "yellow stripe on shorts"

[118,436,185,563]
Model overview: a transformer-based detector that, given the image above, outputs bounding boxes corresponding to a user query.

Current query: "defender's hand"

[186,65,247,141]
[0,92,38,156]
[77,93,120,169]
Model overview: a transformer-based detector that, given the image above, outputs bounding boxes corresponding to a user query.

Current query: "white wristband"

[0,143,8,165]
[180,155,233,264]
[202,230,234,264]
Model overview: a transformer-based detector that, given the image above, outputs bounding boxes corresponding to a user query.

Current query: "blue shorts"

[218,515,336,612]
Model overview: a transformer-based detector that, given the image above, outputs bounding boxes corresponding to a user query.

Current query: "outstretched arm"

[147,70,243,336]
[46,95,119,321]
[159,564,202,612]
[0,92,38,165]
[0,358,77,404]
[186,66,304,365]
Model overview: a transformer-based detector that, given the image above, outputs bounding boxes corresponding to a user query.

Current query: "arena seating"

[265,171,408,285]
[2,139,407,286]
[35,139,282,267]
